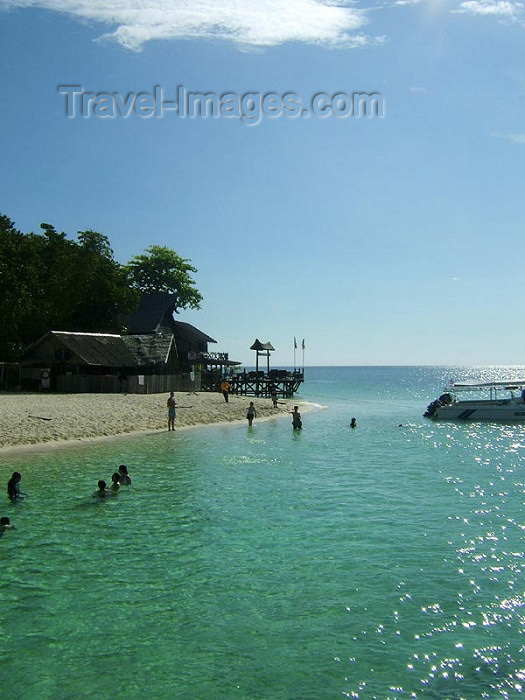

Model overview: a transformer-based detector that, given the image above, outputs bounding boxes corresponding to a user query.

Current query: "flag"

[294,337,297,349]
[302,339,305,350]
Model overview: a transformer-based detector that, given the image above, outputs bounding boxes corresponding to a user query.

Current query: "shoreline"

[0,391,317,456]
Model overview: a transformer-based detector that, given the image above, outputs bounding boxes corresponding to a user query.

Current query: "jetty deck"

[230,369,304,398]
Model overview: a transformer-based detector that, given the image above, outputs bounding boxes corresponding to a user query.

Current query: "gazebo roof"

[250,339,275,351]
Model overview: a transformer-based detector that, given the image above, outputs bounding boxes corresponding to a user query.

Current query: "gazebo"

[250,339,275,374]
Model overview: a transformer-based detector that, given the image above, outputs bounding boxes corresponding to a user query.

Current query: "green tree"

[35,224,138,334]
[0,216,46,358]
[0,217,139,359]
[71,230,138,331]
[126,245,202,312]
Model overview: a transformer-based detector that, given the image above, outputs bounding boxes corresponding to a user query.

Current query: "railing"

[188,351,229,363]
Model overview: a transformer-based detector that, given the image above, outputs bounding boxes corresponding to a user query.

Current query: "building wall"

[54,371,201,394]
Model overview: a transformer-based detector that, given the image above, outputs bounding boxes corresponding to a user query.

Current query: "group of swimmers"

[93,464,132,498]
[2,465,133,534]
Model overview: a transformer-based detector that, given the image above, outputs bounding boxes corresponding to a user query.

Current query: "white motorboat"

[424,380,525,421]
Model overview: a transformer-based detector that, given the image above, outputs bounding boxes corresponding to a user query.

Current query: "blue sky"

[1,0,525,367]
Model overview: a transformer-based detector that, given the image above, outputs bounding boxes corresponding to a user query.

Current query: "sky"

[1,0,525,367]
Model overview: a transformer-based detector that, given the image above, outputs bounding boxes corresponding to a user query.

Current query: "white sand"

[0,391,309,452]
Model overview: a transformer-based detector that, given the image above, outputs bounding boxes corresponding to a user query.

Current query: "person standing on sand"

[167,392,177,431]
[220,378,230,403]
[247,401,256,427]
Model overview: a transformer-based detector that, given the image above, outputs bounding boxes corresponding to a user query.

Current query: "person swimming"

[118,464,131,485]
[0,516,15,534]
[110,473,121,493]
[350,418,357,428]
[93,480,110,498]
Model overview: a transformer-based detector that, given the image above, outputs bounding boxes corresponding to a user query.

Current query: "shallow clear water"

[1,367,524,699]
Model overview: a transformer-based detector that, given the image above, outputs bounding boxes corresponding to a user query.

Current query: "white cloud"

[0,0,375,50]
[492,131,525,143]
[453,0,524,19]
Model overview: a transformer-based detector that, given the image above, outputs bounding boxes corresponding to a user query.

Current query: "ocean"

[1,366,524,699]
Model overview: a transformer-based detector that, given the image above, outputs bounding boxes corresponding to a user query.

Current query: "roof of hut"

[21,331,172,368]
[171,320,216,344]
[119,292,177,334]
[120,294,217,344]
[21,331,135,368]
[121,334,174,365]
[250,339,275,351]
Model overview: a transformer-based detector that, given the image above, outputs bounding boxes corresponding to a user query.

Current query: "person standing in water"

[350,418,357,428]
[291,406,302,430]
[247,401,256,427]
[7,472,26,501]
[167,392,177,431]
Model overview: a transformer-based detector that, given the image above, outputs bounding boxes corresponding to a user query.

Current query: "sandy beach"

[0,391,310,452]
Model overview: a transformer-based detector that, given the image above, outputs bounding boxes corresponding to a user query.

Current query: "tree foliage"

[0,216,45,359]
[125,245,202,311]
[0,216,203,360]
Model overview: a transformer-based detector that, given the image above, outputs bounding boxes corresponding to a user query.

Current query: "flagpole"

[293,337,297,371]
[302,339,305,373]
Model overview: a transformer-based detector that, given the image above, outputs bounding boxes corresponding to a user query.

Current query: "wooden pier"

[230,369,304,398]
[200,338,304,397]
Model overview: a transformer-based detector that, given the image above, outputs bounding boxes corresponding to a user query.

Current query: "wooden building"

[18,293,236,394]
[120,293,240,388]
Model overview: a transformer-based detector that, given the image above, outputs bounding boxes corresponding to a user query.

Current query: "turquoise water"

[1,366,524,699]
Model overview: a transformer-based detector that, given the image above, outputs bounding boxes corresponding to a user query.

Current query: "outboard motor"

[423,399,441,418]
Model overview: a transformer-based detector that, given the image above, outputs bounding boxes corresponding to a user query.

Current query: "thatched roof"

[120,294,217,344]
[119,293,177,334]
[122,334,174,365]
[172,320,216,344]
[21,332,135,368]
[21,331,173,369]
[250,339,275,351]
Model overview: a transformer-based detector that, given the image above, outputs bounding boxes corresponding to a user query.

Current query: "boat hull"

[431,401,525,422]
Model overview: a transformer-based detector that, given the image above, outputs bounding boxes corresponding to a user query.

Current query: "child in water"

[0,516,15,534]
[247,401,256,426]
[110,473,121,493]
[118,464,131,485]
[7,471,26,501]
[93,480,110,498]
